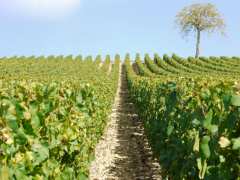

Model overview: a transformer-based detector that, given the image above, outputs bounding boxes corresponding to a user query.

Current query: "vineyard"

[0,55,120,179]
[0,54,240,179]
[126,54,240,179]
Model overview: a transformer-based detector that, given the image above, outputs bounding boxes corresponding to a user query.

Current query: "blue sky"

[0,0,240,58]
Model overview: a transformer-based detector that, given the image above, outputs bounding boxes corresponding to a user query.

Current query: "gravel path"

[89,65,161,180]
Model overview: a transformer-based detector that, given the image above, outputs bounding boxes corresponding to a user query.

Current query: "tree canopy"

[176,3,225,57]
[176,3,225,35]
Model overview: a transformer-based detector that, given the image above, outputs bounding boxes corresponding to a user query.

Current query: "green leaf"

[28,104,41,134]
[76,93,83,104]
[232,137,240,150]
[219,155,226,163]
[5,114,18,132]
[193,132,200,152]
[59,167,74,180]
[15,129,28,145]
[231,95,240,106]
[209,125,218,134]
[201,89,211,100]
[15,102,24,120]
[167,124,174,136]
[31,113,41,131]
[14,167,30,180]
[197,158,202,172]
[202,110,218,134]
[22,121,34,135]
[59,107,67,117]
[200,136,211,159]
[32,143,49,167]
[42,102,53,114]
[192,118,201,126]
[77,173,88,180]
[65,89,72,97]
[203,109,213,129]
[197,158,207,179]
[0,166,10,180]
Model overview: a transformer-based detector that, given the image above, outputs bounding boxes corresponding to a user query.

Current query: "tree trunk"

[195,29,201,58]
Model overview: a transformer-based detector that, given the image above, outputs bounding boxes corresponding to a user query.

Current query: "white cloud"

[1,0,81,19]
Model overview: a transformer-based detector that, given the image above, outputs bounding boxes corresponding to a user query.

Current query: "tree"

[176,3,225,58]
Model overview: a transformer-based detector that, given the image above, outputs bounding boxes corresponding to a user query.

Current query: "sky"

[0,0,240,58]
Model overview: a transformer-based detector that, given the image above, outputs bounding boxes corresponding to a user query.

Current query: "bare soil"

[89,65,161,180]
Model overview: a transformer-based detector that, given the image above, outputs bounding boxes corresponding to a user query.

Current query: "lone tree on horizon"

[176,3,225,58]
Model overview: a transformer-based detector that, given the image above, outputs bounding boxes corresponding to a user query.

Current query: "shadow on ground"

[107,65,161,180]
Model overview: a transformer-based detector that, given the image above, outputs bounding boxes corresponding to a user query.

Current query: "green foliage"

[176,3,225,35]
[125,55,240,180]
[0,56,120,179]
[94,55,102,66]
[135,54,153,77]
[101,55,112,73]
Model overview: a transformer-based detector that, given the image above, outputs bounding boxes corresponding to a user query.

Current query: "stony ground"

[89,65,161,180]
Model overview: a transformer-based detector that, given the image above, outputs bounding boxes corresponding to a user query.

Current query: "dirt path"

[89,65,161,180]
